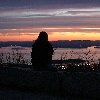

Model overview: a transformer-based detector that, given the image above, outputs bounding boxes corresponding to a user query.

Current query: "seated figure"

[31,31,54,71]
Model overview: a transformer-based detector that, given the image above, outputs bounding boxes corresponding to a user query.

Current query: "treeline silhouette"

[0,40,100,48]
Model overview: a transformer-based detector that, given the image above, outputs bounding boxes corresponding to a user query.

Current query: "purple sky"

[0,0,100,40]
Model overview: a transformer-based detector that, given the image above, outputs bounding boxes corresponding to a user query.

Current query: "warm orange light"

[48,32,100,41]
[0,35,38,41]
[0,32,100,41]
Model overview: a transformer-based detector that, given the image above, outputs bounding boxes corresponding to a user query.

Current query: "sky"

[0,0,100,41]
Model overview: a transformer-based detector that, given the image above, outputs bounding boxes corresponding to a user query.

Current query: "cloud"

[0,1,100,37]
[0,0,100,8]
[0,32,39,36]
[0,7,100,28]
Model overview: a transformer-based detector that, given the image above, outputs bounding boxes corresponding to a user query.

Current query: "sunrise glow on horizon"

[0,0,100,41]
[1,32,100,41]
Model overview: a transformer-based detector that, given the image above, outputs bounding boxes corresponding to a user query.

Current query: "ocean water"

[0,46,100,64]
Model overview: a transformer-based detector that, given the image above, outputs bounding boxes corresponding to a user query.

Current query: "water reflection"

[53,46,100,64]
[0,46,100,65]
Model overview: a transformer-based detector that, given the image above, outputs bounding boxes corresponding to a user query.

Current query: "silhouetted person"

[31,31,54,71]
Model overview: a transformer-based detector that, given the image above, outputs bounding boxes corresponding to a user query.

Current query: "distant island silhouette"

[0,40,100,48]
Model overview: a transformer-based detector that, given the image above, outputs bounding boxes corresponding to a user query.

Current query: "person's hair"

[37,31,48,41]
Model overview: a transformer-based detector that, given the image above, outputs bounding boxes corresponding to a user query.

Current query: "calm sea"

[0,46,100,64]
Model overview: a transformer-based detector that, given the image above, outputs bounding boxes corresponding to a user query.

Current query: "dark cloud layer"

[0,0,100,7]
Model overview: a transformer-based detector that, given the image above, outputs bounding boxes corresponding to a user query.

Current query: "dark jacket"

[31,32,54,70]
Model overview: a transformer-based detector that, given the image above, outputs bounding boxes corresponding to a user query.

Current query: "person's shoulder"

[46,41,52,44]
[46,42,53,47]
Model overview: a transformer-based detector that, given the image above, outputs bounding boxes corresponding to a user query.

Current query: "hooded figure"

[31,31,54,71]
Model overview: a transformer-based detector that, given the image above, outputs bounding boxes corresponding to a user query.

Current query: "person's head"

[38,31,48,41]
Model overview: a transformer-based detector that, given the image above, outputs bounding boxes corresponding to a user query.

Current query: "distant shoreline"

[0,40,100,48]
[0,45,88,49]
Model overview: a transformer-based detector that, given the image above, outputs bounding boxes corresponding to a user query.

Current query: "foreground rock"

[0,67,100,99]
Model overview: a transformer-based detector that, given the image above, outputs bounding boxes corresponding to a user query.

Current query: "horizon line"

[0,40,100,42]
